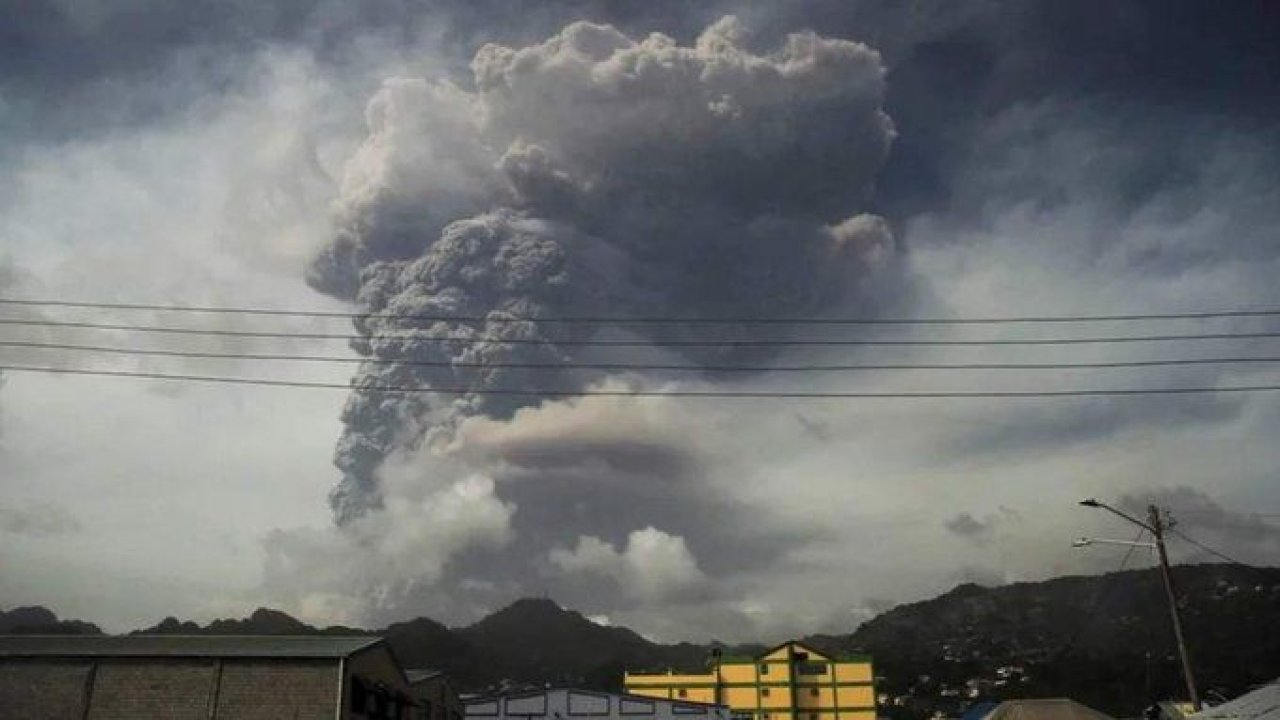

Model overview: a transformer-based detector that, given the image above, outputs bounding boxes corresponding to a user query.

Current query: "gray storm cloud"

[1119,487,1280,562]
[943,507,1021,545]
[307,15,897,523]
[0,502,83,538]
[4,0,1277,641]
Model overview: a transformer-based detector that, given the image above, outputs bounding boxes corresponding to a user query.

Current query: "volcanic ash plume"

[308,16,897,523]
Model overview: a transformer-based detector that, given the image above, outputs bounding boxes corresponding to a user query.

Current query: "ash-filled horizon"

[306,16,899,525]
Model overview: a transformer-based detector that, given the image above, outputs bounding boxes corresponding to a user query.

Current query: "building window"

[810,714,819,720]
[678,689,688,698]
[809,689,819,697]
[761,689,770,698]
[759,664,769,675]
[797,663,828,676]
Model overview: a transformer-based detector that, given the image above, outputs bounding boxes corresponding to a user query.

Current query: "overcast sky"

[2,0,1279,642]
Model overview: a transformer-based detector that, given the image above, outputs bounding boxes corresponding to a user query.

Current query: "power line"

[1167,527,1255,567]
[1172,517,1280,530]
[1111,528,1151,581]
[5,363,1280,398]
[4,297,1280,325]
[1167,510,1280,518]
[1061,527,1150,658]
[1115,528,1152,576]
[6,339,1280,373]
[5,317,1280,347]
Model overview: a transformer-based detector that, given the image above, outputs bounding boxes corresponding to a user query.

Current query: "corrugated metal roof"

[1193,681,1280,720]
[0,634,382,659]
[463,687,729,709]
[985,699,1116,720]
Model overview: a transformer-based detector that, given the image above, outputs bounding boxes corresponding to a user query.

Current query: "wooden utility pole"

[1148,504,1202,712]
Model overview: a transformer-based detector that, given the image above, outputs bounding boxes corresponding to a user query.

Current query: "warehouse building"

[409,668,466,720]
[0,634,426,719]
[465,687,731,720]
[624,641,875,720]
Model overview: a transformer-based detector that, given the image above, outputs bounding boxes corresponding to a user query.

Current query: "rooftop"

[1192,680,1280,720]
[0,634,382,659]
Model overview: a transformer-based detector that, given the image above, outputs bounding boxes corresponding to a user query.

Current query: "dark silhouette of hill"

[449,598,707,689]
[134,607,368,636]
[815,564,1280,719]
[119,597,703,690]
[373,598,707,690]
[0,606,100,635]
[7,564,1277,717]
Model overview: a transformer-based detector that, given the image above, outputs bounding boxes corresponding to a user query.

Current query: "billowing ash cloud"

[943,507,1021,545]
[1119,486,1280,563]
[944,512,987,537]
[550,526,706,603]
[307,15,897,522]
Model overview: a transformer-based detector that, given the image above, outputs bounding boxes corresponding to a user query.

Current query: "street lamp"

[1077,498,1201,711]
[1079,498,1155,531]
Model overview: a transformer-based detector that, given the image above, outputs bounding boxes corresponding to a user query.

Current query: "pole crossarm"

[1073,537,1157,549]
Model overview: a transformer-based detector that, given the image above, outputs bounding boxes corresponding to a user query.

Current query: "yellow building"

[624,641,874,720]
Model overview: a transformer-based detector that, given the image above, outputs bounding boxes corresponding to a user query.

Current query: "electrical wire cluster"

[2,297,1280,398]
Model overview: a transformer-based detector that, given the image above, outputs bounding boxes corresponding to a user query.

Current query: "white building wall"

[467,688,731,720]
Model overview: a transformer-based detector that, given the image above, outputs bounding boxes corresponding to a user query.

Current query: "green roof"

[715,641,872,665]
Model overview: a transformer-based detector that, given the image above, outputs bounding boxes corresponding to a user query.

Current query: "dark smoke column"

[308,16,897,524]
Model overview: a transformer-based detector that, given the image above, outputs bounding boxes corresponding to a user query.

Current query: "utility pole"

[710,648,723,707]
[1077,499,1202,712]
[1148,504,1201,713]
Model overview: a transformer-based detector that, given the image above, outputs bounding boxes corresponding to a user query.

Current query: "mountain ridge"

[5,563,1277,718]
[0,606,101,635]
